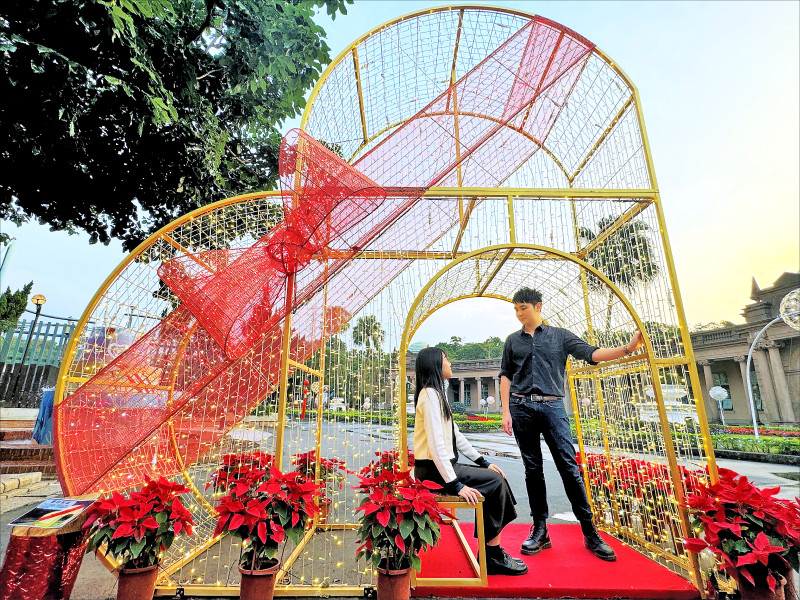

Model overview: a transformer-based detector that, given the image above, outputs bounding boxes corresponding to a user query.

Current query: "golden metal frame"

[54,6,718,596]
[410,496,488,588]
[397,242,714,595]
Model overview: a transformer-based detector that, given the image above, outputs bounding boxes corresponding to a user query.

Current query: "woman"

[412,347,527,576]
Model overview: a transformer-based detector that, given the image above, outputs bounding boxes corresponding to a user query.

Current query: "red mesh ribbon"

[54,16,595,495]
[0,530,88,600]
[158,130,386,360]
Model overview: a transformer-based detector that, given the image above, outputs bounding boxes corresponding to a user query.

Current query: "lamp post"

[708,386,728,426]
[11,294,46,399]
[745,289,799,441]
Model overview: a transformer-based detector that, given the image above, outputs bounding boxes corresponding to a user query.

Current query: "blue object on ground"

[33,389,54,445]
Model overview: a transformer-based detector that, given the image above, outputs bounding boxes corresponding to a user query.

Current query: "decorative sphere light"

[581,397,591,407]
[486,395,495,405]
[779,289,800,331]
[708,386,728,402]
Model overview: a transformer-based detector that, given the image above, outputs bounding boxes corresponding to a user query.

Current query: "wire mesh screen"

[53,6,712,595]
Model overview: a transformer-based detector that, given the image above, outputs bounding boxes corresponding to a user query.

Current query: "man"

[499,287,643,561]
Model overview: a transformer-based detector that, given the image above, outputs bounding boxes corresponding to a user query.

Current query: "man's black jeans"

[509,397,594,527]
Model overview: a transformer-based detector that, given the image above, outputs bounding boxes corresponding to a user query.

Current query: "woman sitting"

[412,347,527,576]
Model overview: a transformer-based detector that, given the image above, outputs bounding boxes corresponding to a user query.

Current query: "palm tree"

[578,216,659,330]
[351,315,385,350]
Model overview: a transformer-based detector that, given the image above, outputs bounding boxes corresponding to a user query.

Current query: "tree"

[1,0,351,250]
[352,315,385,350]
[578,216,660,329]
[482,336,503,358]
[0,281,33,332]
[691,321,736,332]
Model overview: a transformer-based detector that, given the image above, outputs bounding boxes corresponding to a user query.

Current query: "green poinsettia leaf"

[786,551,799,573]
[129,538,147,558]
[418,526,432,545]
[410,554,421,572]
[286,527,301,544]
[399,518,414,539]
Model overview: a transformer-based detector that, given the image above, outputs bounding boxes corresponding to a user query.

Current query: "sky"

[2,0,798,343]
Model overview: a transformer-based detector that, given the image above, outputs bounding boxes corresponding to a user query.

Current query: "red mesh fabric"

[0,530,88,600]
[157,130,385,360]
[54,17,595,495]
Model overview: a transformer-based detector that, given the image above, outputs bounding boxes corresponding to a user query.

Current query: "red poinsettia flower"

[211,453,323,571]
[84,477,194,570]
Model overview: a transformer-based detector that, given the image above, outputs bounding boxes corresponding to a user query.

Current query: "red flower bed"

[726,426,800,438]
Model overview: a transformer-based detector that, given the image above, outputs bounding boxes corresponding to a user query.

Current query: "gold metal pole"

[352,48,368,145]
[398,337,408,471]
[506,195,516,243]
[275,273,296,471]
[312,264,329,525]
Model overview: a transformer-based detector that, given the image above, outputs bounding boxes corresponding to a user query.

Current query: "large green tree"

[578,216,660,330]
[352,315,385,350]
[0,281,32,332]
[1,0,350,250]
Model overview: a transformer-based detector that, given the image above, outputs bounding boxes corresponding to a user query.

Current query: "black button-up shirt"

[499,324,599,398]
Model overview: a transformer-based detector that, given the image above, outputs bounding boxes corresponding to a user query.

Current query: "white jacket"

[413,387,483,484]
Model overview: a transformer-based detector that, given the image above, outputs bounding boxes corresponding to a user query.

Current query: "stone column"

[698,360,720,422]
[459,378,465,406]
[752,346,780,423]
[493,376,501,412]
[475,377,482,412]
[734,356,756,418]
[765,341,796,423]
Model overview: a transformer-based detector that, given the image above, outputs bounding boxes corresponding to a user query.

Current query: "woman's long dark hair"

[413,347,452,420]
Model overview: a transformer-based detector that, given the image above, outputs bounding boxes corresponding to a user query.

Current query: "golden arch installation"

[54,6,717,595]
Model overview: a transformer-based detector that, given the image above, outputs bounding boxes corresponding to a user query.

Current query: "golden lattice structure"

[54,6,717,596]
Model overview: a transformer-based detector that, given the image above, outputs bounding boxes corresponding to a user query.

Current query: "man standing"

[499,287,643,561]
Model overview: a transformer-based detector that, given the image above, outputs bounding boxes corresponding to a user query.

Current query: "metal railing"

[0,319,75,408]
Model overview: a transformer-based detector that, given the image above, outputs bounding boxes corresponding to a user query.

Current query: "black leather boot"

[485,545,528,576]
[583,529,617,561]
[520,521,551,555]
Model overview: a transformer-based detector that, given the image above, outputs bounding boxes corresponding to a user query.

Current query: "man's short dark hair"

[512,287,542,305]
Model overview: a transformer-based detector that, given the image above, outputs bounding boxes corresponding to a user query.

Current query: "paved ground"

[1,429,797,600]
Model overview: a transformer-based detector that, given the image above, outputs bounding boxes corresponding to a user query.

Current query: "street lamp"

[708,386,728,426]
[12,294,46,399]
[745,288,799,441]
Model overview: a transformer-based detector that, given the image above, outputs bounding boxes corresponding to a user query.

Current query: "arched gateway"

[54,6,717,596]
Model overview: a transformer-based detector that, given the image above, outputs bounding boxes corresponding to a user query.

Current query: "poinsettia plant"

[357,449,414,478]
[206,451,274,496]
[211,452,324,571]
[354,458,451,572]
[291,450,348,496]
[683,467,800,593]
[84,477,194,569]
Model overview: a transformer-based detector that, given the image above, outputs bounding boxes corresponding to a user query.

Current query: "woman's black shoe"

[520,522,552,555]
[486,546,528,576]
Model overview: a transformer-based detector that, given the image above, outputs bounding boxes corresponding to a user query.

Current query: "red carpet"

[412,523,699,599]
